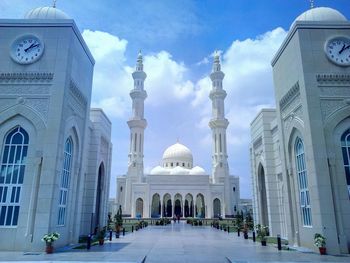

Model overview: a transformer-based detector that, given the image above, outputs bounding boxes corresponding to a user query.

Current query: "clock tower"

[271,6,350,254]
[0,6,96,251]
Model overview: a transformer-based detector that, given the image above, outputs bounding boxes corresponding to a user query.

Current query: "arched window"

[341,129,350,198]
[295,137,312,226]
[58,137,73,226]
[0,126,29,226]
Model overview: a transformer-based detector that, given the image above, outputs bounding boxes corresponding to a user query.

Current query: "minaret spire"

[127,51,147,181]
[209,51,229,184]
[309,0,314,9]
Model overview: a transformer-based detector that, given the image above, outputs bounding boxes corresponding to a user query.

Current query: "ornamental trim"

[69,80,87,107]
[316,74,350,85]
[279,82,300,110]
[0,72,54,84]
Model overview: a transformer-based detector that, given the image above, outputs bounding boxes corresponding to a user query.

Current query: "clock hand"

[25,43,40,53]
[24,43,35,52]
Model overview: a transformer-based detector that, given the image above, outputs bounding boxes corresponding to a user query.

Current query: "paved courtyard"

[0,222,349,263]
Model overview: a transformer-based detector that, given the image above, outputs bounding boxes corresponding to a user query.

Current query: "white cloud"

[192,27,287,147]
[144,51,194,106]
[82,31,195,118]
[82,30,132,118]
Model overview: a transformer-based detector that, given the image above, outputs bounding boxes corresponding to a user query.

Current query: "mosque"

[250,6,350,254]
[116,52,241,219]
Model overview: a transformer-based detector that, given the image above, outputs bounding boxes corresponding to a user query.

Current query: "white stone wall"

[0,19,97,251]
[251,20,350,254]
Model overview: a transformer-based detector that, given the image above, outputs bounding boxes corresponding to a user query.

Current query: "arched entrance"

[163,193,172,217]
[95,163,104,229]
[184,193,194,217]
[258,164,269,226]
[195,194,205,218]
[151,193,161,218]
[135,198,143,218]
[213,198,221,218]
[174,193,182,217]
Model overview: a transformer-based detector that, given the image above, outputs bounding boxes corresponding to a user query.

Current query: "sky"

[1,0,349,199]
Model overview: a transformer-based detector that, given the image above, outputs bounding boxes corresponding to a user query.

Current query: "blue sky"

[1,1,349,199]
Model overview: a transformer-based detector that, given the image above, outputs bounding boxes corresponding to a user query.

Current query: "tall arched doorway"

[163,193,172,217]
[95,163,104,229]
[151,193,161,218]
[184,193,193,217]
[135,198,143,218]
[258,164,269,226]
[213,198,221,218]
[174,193,182,217]
[196,194,205,218]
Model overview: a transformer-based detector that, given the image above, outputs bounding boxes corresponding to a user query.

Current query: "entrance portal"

[174,199,182,217]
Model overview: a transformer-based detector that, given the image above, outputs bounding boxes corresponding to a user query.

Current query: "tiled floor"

[0,221,349,262]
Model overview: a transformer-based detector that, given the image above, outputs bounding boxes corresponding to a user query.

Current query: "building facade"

[117,53,240,218]
[250,7,350,254]
[0,6,112,251]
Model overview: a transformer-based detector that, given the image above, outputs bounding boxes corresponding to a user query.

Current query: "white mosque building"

[250,6,350,254]
[117,53,240,219]
[0,6,112,251]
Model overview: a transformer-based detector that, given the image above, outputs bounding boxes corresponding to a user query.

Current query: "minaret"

[209,52,229,184]
[127,51,147,181]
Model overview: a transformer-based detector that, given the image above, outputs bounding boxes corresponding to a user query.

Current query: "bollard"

[123,228,125,236]
[228,226,230,233]
[277,235,282,250]
[132,225,134,232]
[109,230,112,241]
[87,234,91,250]
[253,231,256,242]
[237,228,240,237]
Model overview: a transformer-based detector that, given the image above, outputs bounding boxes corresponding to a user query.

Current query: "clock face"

[10,35,44,65]
[325,36,350,66]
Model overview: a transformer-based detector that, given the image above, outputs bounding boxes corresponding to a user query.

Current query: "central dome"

[162,142,193,169]
[291,7,347,28]
[24,6,70,19]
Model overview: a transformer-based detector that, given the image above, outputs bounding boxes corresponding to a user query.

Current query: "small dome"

[150,166,170,175]
[189,166,206,175]
[170,166,190,175]
[292,7,347,27]
[24,7,70,19]
[162,142,193,169]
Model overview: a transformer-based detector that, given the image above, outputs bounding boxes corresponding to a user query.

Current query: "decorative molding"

[271,125,278,135]
[283,106,303,131]
[0,72,54,84]
[253,137,262,149]
[316,74,350,86]
[69,80,87,107]
[279,82,300,110]
[320,98,346,121]
[0,85,50,95]
[25,98,49,123]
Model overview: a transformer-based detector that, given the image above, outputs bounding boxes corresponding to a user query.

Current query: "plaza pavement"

[0,221,349,263]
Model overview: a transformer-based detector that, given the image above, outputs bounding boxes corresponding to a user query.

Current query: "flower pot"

[99,239,104,245]
[244,233,248,239]
[261,240,267,246]
[319,247,326,255]
[45,243,53,254]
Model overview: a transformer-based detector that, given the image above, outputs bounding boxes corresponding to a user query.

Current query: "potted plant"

[114,205,123,238]
[41,232,60,254]
[255,224,268,246]
[97,226,106,245]
[314,233,326,255]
